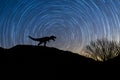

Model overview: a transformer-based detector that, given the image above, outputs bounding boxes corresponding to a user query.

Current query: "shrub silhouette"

[84,38,120,61]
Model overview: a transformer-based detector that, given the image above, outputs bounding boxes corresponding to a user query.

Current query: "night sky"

[0,0,120,54]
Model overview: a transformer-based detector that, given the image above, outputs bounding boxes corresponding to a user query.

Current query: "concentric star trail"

[0,0,120,54]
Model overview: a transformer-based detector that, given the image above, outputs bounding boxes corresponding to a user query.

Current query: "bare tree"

[84,38,120,61]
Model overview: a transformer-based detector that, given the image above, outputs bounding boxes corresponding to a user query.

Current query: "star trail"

[0,0,120,54]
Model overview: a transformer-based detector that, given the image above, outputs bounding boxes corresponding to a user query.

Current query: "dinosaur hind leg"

[44,42,47,47]
[38,42,42,46]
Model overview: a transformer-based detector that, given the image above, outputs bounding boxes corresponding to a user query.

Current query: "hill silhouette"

[0,45,120,64]
[0,45,96,64]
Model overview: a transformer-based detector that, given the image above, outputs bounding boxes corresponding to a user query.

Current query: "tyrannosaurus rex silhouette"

[29,35,56,46]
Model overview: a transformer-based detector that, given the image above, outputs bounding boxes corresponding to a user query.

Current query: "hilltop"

[0,45,120,64]
[0,45,96,64]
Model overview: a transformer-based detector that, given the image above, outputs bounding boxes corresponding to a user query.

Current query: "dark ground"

[0,45,120,64]
[0,45,96,64]
[0,45,120,79]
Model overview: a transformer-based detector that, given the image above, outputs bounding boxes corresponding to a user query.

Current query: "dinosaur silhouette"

[29,35,56,46]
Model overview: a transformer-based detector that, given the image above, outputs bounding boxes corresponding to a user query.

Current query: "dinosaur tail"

[28,36,37,41]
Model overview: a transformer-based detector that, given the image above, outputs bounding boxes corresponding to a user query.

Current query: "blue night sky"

[0,0,120,54]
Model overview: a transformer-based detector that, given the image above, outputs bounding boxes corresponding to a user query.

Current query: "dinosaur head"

[50,36,56,41]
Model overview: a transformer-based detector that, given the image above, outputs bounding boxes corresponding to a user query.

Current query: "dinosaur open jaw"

[52,38,55,41]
